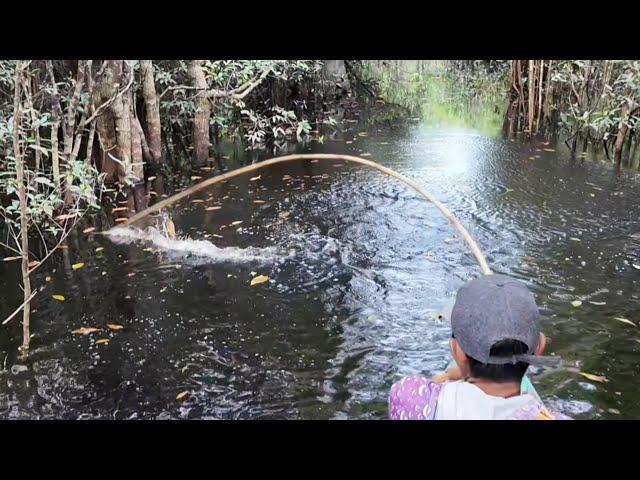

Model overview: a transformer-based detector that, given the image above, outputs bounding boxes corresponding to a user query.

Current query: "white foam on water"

[105,226,282,264]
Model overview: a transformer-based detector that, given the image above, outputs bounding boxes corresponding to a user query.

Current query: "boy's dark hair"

[467,339,530,383]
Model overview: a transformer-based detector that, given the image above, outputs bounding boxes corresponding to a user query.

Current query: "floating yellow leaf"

[176,391,190,402]
[543,148,555,152]
[589,301,606,305]
[250,275,269,286]
[95,247,104,253]
[52,294,65,301]
[253,200,266,204]
[106,323,124,330]
[72,262,85,270]
[250,175,261,181]
[95,338,110,345]
[571,300,582,307]
[83,227,96,234]
[579,372,607,383]
[148,176,157,181]
[72,327,101,335]
[231,220,243,226]
[205,206,222,211]
[614,317,636,327]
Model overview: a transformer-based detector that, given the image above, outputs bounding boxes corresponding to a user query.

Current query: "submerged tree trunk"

[188,60,211,166]
[13,61,31,353]
[140,60,163,166]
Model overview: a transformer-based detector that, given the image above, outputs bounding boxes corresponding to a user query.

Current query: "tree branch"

[81,73,135,128]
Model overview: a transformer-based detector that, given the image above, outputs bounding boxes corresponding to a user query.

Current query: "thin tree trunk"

[129,106,144,184]
[188,60,211,166]
[23,75,42,172]
[614,102,630,170]
[536,61,544,134]
[13,61,31,353]
[528,60,535,135]
[85,120,96,166]
[63,60,86,158]
[543,61,553,131]
[140,60,163,165]
[46,61,62,191]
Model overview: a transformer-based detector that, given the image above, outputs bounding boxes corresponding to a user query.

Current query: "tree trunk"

[13,61,31,353]
[140,60,163,165]
[614,102,630,170]
[93,61,120,182]
[46,61,62,191]
[527,60,535,135]
[188,60,211,166]
[108,61,131,183]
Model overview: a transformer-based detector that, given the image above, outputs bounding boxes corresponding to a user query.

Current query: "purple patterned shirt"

[389,375,571,420]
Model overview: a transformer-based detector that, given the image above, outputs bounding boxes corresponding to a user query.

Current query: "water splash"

[105,226,282,264]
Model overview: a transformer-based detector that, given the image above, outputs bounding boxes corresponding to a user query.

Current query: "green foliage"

[550,60,640,146]
[154,60,322,149]
[357,61,508,134]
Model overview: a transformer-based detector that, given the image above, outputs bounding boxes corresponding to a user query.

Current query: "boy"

[389,274,570,420]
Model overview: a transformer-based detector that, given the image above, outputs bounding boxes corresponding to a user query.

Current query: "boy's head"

[449,274,558,384]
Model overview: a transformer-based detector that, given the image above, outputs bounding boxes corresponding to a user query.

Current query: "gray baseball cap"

[451,274,561,367]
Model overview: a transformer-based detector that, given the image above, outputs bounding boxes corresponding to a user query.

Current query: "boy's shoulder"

[389,375,443,420]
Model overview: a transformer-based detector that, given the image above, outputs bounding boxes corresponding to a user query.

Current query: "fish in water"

[155,211,176,239]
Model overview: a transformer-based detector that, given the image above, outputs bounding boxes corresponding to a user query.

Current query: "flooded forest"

[1,59,640,419]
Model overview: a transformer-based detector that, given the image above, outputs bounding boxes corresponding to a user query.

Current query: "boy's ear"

[450,338,470,374]
[535,333,547,356]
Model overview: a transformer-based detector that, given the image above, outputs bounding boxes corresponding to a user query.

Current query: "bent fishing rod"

[112,154,493,276]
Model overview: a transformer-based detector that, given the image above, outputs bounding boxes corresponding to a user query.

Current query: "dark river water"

[2,120,640,419]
